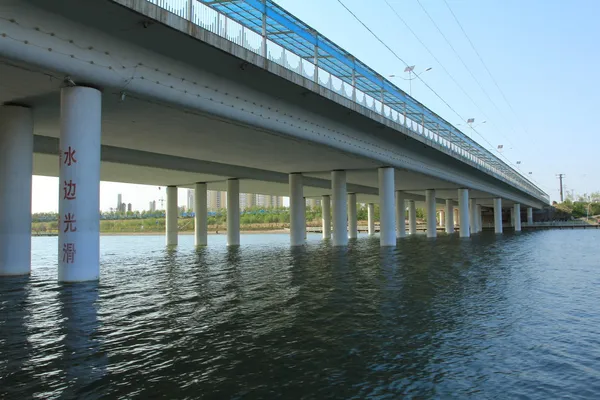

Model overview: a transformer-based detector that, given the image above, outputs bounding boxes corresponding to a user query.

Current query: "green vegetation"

[31,204,429,234]
[554,192,600,220]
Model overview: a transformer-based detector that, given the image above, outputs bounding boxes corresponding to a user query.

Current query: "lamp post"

[457,119,485,139]
[389,66,432,96]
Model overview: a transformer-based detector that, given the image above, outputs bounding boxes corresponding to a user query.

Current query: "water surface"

[1,231,599,398]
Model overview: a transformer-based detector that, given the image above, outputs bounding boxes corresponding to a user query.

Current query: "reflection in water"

[0,277,32,399]
[1,231,600,398]
[58,283,106,399]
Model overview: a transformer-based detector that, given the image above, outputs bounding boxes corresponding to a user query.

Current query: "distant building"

[245,193,257,209]
[127,203,132,212]
[255,194,283,208]
[117,193,122,211]
[306,198,320,208]
[207,190,227,210]
[186,189,194,211]
[149,200,156,212]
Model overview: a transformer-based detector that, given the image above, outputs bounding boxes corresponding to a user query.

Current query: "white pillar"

[395,191,406,238]
[469,199,478,234]
[166,186,178,246]
[58,87,102,282]
[527,207,533,224]
[445,199,454,233]
[514,203,522,232]
[348,193,357,239]
[304,199,307,240]
[367,203,375,235]
[408,200,417,235]
[426,189,437,238]
[332,170,348,246]
[227,179,240,246]
[378,167,396,247]
[194,183,207,246]
[0,106,33,276]
[439,210,445,227]
[494,198,503,234]
[458,189,470,238]
[477,204,483,232]
[322,195,331,239]
[289,173,304,246]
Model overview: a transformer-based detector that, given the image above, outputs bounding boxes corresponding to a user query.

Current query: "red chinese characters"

[62,243,76,264]
[63,180,77,200]
[61,145,78,238]
[63,213,77,232]
[63,146,77,166]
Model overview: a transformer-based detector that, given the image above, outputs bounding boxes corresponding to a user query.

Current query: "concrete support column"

[367,203,375,236]
[227,179,240,246]
[514,203,522,232]
[458,189,470,238]
[445,199,454,233]
[332,170,348,246]
[395,191,406,238]
[510,207,514,227]
[378,167,396,247]
[348,193,357,239]
[0,106,33,276]
[194,183,207,246]
[304,199,308,240]
[166,186,178,246]
[493,198,503,234]
[477,205,483,232]
[322,195,331,239]
[469,199,478,234]
[289,173,304,246]
[408,200,417,235]
[58,87,101,282]
[453,208,459,227]
[426,189,437,238]
[439,210,445,227]
[527,207,533,224]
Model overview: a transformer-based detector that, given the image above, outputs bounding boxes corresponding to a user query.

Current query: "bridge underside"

[0,0,545,209]
[2,59,513,208]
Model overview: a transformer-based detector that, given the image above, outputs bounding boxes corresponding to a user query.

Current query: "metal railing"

[139,0,549,203]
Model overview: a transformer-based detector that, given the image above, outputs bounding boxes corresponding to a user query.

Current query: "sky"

[31,0,600,212]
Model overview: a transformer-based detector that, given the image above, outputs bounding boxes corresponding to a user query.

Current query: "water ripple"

[1,231,600,398]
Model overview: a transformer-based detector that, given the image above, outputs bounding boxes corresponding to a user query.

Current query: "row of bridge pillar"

[0,86,534,282]
[171,180,532,248]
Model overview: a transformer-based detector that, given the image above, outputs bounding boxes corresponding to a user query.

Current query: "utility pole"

[556,174,565,202]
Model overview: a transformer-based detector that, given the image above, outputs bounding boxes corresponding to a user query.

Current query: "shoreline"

[100,229,290,236]
[33,229,293,237]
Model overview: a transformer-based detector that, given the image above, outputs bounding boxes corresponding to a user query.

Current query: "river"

[1,230,599,398]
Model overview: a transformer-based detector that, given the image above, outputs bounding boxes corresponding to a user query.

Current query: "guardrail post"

[351,58,356,102]
[261,0,267,60]
[313,31,319,84]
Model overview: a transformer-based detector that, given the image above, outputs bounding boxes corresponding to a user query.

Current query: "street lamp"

[389,66,432,96]
[457,119,485,138]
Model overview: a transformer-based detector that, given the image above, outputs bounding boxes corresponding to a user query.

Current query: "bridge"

[0,0,549,281]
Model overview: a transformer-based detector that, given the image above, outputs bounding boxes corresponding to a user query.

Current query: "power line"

[334,0,544,192]
[378,0,485,122]
[414,0,518,151]
[442,0,531,137]
[333,0,467,125]
[377,0,542,188]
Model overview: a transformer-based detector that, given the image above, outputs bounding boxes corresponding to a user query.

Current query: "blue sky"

[273,0,600,199]
[32,0,599,211]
